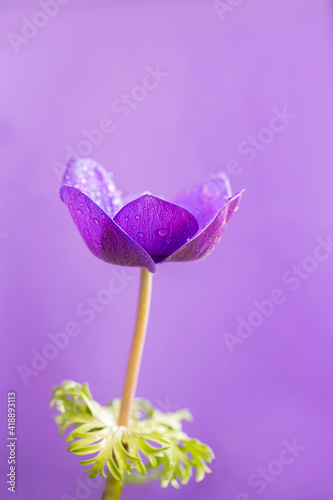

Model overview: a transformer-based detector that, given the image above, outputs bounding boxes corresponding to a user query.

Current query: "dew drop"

[137,232,144,238]
[135,215,140,220]
[93,218,100,225]
[158,227,168,237]
[125,216,130,222]
[165,238,172,244]
[77,209,82,215]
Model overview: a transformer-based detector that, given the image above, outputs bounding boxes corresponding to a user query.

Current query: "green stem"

[101,476,123,500]
[118,267,153,427]
[102,268,153,499]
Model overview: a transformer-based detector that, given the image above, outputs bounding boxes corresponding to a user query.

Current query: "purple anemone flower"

[60,159,243,273]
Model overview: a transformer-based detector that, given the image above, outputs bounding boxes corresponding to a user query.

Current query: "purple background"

[1,1,333,499]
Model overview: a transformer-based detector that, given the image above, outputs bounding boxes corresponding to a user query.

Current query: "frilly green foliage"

[50,381,214,488]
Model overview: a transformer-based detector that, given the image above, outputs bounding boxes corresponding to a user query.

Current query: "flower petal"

[164,192,243,263]
[61,158,124,218]
[173,172,232,229]
[60,186,156,272]
[113,194,199,263]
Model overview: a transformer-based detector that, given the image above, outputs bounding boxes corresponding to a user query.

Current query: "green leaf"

[51,381,214,488]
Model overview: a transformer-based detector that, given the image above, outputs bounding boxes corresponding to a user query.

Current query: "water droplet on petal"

[125,216,130,222]
[93,218,100,225]
[77,209,82,215]
[135,215,140,220]
[137,232,144,238]
[158,227,168,237]
[165,238,172,244]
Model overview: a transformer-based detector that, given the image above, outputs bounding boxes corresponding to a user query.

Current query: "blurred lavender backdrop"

[1,1,333,499]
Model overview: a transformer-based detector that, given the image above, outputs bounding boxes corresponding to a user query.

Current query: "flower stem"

[118,267,153,427]
[101,476,123,500]
[102,268,153,500]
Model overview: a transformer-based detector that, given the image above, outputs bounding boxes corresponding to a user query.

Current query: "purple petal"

[60,187,156,272]
[164,192,243,263]
[173,172,232,229]
[113,194,199,263]
[61,158,124,218]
